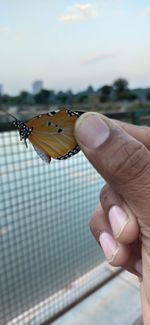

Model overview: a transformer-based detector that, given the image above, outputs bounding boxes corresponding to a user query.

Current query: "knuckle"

[88,218,100,242]
[100,184,113,212]
[89,212,98,234]
[109,141,150,181]
[88,207,101,242]
[100,184,110,203]
[100,184,122,212]
[88,215,95,232]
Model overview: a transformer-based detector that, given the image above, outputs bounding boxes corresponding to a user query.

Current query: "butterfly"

[8,109,84,163]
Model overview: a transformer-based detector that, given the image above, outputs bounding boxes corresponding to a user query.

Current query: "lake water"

[0,131,105,323]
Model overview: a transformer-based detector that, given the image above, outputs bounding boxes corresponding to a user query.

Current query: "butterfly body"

[13,120,32,147]
[13,109,83,163]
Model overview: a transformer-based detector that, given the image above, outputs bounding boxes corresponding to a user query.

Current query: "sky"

[0,0,150,95]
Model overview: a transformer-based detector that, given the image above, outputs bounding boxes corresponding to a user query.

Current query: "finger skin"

[100,184,139,244]
[114,120,150,150]
[140,282,150,325]
[89,203,111,243]
[75,113,150,189]
[100,184,123,213]
[89,203,141,275]
[89,204,130,266]
[75,113,150,230]
[75,112,150,305]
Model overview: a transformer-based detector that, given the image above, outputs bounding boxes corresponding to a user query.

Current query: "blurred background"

[0,1,149,324]
[0,0,150,115]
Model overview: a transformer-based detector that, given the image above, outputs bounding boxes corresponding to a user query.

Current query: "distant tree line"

[0,78,150,107]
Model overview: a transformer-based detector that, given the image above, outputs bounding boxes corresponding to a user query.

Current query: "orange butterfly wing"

[26,109,81,160]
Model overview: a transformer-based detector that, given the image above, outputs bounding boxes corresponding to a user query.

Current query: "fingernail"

[109,206,129,238]
[135,260,142,275]
[99,232,119,262]
[75,114,110,149]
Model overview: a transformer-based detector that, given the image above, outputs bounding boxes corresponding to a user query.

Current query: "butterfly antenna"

[0,109,17,121]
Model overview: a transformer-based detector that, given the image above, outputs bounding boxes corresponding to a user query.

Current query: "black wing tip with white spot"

[56,145,80,160]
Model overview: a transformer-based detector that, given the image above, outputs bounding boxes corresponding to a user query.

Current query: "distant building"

[32,80,43,95]
[0,84,3,96]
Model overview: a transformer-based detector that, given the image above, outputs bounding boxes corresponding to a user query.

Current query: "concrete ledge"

[53,270,142,325]
[7,262,120,325]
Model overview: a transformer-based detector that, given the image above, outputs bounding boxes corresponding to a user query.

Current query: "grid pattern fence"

[0,109,149,325]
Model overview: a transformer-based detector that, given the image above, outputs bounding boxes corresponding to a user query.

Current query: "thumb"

[75,112,150,219]
[75,112,150,303]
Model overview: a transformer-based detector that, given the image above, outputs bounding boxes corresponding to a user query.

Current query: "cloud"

[81,52,118,64]
[143,7,150,15]
[59,3,97,22]
[0,26,22,41]
[60,14,83,22]
[0,27,10,33]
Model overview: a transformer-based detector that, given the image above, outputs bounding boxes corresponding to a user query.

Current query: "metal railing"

[0,109,149,324]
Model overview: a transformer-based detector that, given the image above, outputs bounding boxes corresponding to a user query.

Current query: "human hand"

[75,112,150,324]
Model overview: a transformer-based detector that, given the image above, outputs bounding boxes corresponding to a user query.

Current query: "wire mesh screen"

[0,129,105,325]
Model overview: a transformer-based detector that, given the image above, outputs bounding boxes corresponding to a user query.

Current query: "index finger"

[113,119,150,150]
